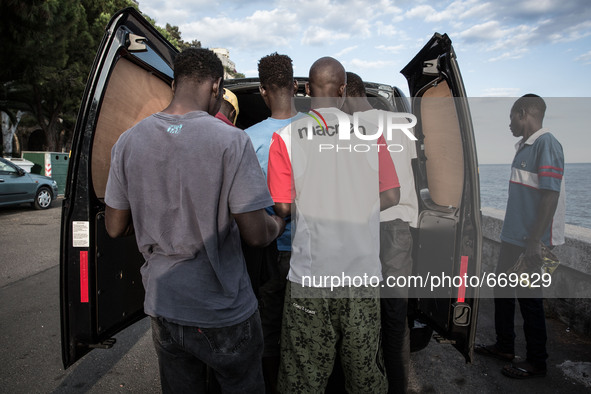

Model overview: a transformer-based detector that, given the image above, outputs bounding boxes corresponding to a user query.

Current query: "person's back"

[270,56,399,393]
[271,108,384,282]
[243,52,302,394]
[105,47,285,393]
[109,111,260,324]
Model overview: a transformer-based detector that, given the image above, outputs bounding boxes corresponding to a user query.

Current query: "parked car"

[60,7,482,370]
[0,157,58,209]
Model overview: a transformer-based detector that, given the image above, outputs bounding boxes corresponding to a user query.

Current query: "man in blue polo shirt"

[476,94,565,379]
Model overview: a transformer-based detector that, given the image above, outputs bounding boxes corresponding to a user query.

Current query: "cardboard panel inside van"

[92,58,172,199]
[420,81,464,208]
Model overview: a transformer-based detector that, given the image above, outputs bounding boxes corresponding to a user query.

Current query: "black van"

[60,7,482,369]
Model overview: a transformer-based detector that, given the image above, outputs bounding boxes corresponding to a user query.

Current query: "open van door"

[59,7,177,368]
[401,33,482,362]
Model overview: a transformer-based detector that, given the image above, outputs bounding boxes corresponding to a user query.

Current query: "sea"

[479,163,591,229]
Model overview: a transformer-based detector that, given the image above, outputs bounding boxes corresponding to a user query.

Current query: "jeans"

[151,311,265,393]
[379,220,413,394]
[493,242,548,369]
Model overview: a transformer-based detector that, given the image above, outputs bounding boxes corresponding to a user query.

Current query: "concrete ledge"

[481,207,591,335]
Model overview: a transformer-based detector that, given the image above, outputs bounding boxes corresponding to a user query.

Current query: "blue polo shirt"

[245,114,303,251]
[500,128,565,247]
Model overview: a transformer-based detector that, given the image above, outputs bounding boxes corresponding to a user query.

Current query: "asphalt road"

[0,198,590,393]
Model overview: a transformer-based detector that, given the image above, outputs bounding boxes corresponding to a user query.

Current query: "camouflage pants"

[278,282,387,393]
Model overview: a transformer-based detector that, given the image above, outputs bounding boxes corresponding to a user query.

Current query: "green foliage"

[224,66,245,79]
[0,1,230,152]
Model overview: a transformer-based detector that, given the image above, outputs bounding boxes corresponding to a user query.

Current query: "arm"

[377,135,400,211]
[380,187,400,211]
[105,205,134,238]
[526,136,564,257]
[525,189,560,258]
[267,132,293,219]
[274,202,291,218]
[233,209,285,247]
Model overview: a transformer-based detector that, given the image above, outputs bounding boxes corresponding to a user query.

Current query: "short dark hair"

[258,52,294,90]
[173,47,223,84]
[345,72,366,97]
[512,93,546,120]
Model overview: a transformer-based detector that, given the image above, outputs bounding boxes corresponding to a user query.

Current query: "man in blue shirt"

[476,94,565,379]
[244,52,301,393]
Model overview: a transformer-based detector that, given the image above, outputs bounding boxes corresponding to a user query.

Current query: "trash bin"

[22,151,69,195]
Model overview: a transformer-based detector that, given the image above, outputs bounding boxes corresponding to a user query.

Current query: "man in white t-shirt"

[268,59,400,393]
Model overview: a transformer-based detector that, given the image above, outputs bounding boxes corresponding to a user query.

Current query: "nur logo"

[303,109,418,153]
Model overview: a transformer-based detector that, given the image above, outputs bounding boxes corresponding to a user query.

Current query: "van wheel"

[33,187,53,209]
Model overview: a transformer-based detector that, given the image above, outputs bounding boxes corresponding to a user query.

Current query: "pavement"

[0,198,590,393]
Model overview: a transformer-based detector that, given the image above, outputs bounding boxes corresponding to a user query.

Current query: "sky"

[136,0,591,163]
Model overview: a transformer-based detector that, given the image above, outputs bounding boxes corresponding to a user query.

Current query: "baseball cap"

[223,88,239,122]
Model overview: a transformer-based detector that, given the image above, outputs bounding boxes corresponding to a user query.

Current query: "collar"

[515,127,549,151]
[215,112,235,127]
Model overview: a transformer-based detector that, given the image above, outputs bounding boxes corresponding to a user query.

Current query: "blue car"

[0,157,58,209]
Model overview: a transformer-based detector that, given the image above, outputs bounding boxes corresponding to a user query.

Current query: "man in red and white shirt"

[269,57,400,393]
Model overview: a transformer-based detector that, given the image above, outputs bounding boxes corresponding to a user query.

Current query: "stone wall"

[481,207,591,336]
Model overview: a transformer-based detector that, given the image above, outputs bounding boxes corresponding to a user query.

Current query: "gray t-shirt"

[105,110,273,327]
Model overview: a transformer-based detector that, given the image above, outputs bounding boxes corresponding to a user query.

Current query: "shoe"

[502,361,547,379]
[474,344,515,362]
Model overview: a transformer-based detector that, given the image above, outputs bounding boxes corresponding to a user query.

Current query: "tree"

[0,1,215,153]
[0,0,93,151]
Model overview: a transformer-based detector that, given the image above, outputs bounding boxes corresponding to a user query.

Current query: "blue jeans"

[493,242,548,369]
[151,311,265,393]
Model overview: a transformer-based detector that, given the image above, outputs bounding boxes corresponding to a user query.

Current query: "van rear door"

[59,7,177,368]
[401,33,482,362]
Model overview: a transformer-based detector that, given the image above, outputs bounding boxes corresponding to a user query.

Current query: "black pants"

[493,242,548,369]
[380,220,413,394]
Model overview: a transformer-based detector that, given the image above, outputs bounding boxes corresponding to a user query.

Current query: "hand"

[272,215,286,237]
[525,238,542,261]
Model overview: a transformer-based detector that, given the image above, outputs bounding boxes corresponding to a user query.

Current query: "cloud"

[480,88,522,97]
[346,58,396,69]
[412,0,591,56]
[375,44,404,53]
[487,48,529,62]
[547,20,591,43]
[457,21,537,61]
[405,5,436,20]
[278,0,378,38]
[576,50,591,64]
[458,21,512,42]
[180,9,299,49]
[140,0,216,26]
[375,21,398,37]
[405,0,493,23]
[334,46,359,57]
[301,26,350,46]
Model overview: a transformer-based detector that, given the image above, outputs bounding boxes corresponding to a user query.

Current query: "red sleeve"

[378,135,399,192]
[267,132,293,203]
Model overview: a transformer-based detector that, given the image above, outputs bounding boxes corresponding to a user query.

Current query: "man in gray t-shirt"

[105,48,284,393]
